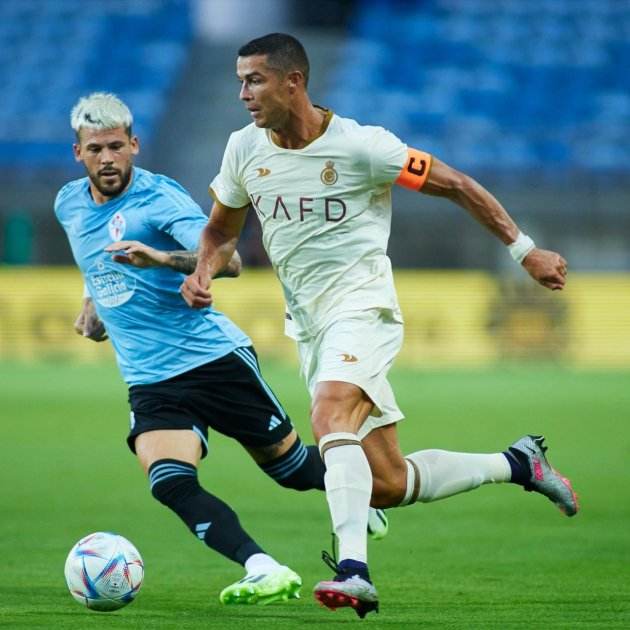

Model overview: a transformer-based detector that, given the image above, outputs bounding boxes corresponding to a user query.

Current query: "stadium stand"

[0,0,191,171]
[326,0,630,173]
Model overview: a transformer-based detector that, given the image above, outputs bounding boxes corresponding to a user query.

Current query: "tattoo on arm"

[168,250,198,274]
[167,249,240,278]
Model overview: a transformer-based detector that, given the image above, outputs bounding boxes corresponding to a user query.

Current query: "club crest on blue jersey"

[108,212,126,241]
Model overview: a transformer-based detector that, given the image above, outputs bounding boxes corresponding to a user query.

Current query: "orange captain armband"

[395,147,433,191]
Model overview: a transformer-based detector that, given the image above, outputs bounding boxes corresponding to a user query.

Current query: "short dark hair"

[238,33,310,87]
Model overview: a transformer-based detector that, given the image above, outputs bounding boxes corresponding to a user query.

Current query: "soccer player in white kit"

[181,33,578,618]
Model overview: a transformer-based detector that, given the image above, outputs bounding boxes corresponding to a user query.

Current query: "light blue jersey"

[55,167,251,385]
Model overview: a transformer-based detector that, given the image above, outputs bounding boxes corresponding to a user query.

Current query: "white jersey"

[211,112,424,341]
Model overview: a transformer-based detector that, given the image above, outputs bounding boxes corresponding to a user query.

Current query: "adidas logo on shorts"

[268,415,282,431]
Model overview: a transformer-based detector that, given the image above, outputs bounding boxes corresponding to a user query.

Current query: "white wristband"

[82,283,91,299]
[508,232,535,264]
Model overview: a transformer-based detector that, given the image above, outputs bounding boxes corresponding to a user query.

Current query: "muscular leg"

[361,425,407,508]
[309,381,515,553]
[361,424,511,508]
[360,420,576,519]
[311,381,374,566]
[135,429,273,568]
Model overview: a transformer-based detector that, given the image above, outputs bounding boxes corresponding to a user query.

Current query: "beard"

[89,165,133,199]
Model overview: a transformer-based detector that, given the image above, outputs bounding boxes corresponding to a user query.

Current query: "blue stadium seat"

[0,0,192,171]
[329,0,630,173]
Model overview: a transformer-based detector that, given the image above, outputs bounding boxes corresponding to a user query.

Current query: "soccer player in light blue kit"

[56,92,385,606]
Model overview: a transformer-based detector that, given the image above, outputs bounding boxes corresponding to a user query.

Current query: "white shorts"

[297,308,405,440]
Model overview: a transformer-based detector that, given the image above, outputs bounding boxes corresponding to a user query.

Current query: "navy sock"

[503,449,529,486]
[337,559,371,582]
[149,459,264,566]
[260,438,326,491]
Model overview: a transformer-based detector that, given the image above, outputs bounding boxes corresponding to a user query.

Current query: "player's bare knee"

[310,386,367,440]
[311,414,347,442]
[311,399,346,440]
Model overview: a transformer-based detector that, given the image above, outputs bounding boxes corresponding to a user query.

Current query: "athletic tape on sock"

[318,431,361,457]
[399,458,421,506]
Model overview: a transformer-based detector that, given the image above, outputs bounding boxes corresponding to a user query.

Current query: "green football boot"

[219,565,302,606]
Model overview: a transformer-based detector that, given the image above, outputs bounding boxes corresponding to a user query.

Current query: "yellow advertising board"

[0,267,629,367]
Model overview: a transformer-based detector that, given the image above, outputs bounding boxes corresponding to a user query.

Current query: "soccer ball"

[64,532,144,611]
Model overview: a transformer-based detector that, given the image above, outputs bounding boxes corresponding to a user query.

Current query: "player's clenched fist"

[180,271,213,308]
[74,298,108,342]
[522,249,568,291]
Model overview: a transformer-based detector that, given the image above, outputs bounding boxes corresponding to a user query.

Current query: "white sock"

[244,553,280,575]
[320,432,372,564]
[401,449,511,504]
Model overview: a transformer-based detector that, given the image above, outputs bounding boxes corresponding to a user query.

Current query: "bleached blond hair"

[70,92,133,137]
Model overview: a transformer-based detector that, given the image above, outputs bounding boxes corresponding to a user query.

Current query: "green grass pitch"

[1,361,629,629]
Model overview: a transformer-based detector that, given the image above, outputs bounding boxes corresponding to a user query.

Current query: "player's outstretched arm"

[418,157,567,291]
[181,200,249,308]
[74,297,108,342]
[104,241,242,278]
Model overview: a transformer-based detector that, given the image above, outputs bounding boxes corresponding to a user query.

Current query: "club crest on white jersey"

[108,212,126,241]
[320,160,338,185]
